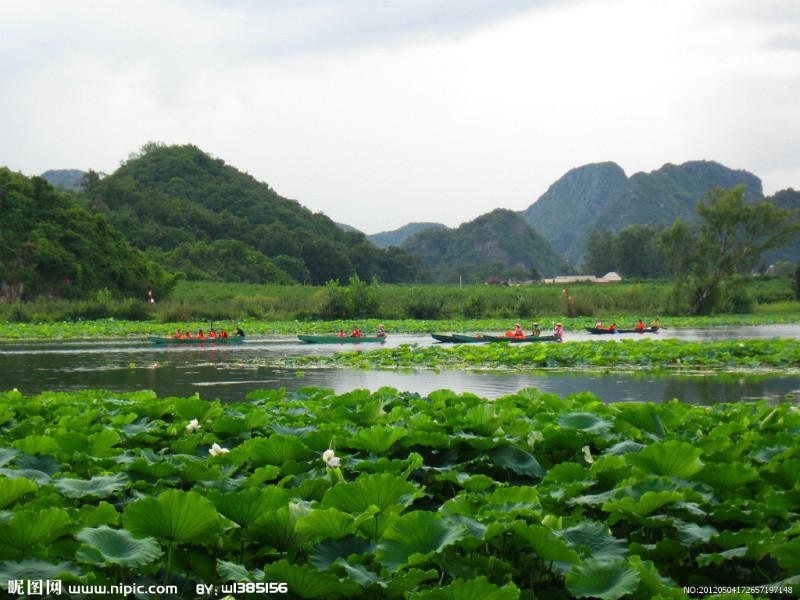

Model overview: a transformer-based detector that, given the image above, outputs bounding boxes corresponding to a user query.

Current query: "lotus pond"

[0,387,797,599]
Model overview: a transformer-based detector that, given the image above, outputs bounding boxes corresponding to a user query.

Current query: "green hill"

[0,168,174,300]
[84,143,418,284]
[369,222,447,248]
[522,161,763,266]
[402,209,566,283]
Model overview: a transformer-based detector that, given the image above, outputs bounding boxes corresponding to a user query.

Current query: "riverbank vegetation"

[0,387,796,598]
[276,339,800,373]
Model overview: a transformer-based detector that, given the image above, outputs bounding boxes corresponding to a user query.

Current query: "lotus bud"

[322,449,340,468]
[185,418,201,433]
[209,442,229,457]
[581,445,594,464]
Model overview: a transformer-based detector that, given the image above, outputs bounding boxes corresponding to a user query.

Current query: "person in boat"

[350,328,363,338]
[209,327,217,339]
[635,319,646,332]
[172,329,183,339]
[531,322,541,337]
[511,323,525,338]
[337,330,346,338]
[554,322,564,341]
[377,324,387,338]
[650,318,660,330]
[608,322,616,332]
[595,320,603,329]
[235,327,245,338]
[220,329,228,338]
[185,330,193,339]
[197,329,206,340]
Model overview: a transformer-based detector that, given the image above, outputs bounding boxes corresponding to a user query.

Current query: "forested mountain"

[41,169,87,191]
[522,161,763,267]
[369,222,447,248]
[83,143,419,284]
[402,209,566,283]
[0,168,174,300]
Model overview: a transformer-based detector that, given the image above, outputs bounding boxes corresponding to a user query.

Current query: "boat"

[616,327,660,334]
[585,328,618,335]
[431,333,488,343]
[483,335,560,343]
[149,336,245,344]
[297,335,387,344]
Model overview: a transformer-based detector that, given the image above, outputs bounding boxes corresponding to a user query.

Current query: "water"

[2,326,799,404]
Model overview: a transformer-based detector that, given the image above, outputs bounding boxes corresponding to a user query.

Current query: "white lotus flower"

[185,418,201,433]
[209,442,229,457]
[322,449,341,468]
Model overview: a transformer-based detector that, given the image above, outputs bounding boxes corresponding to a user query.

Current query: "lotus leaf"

[75,526,161,567]
[310,536,373,570]
[513,523,580,564]
[410,576,520,600]
[626,440,704,478]
[557,412,614,436]
[559,521,627,560]
[566,558,640,600]
[0,559,81,587]
[377,511,467,571]
[0,477,37,509]
[208,487,289,528]
[261,559,360,599]
[347,424,407,453]
[0,508,73,555]
[54,473,128,499]
[123,489,223,545]
[490,445,545,479]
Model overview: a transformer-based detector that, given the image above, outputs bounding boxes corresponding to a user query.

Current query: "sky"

[1,0,798,234]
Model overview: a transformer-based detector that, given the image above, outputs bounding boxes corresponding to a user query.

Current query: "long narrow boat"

[483,335,560,343]
[431,333,489,343]
[616,327,660,334]
[585,328,618,335]
[149,336,245,344]
[298,335,386,344]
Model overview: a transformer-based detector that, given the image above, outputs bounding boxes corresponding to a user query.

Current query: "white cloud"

[0,0,797,233]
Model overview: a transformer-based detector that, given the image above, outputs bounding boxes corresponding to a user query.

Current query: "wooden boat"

[616,327,660,334]
[149,335,245,344]
[483,335,560,343]
[431,333,489,343]
[585,328,618,335]
[298,335,386,344]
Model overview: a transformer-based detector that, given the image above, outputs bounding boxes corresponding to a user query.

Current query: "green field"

[0,277,795,325]
[0,387,796,598]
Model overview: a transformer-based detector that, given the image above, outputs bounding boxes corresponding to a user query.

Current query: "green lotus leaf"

[696,463,758,492]
[557,412,613,436]
[75,502,120,528]
[0,448,19,468]
[410,576,520,600]
[385,568,439,596]
[230,435,311,467]
[248,503,310,550]
[87,429,121,457]
[0,477,37,509]
[172,396,222,422]
[376,511,467,572]
[244,465,282,487]
[542,462,593,485]
[53,473,128,499]
[771,537,800,572]
[602,490,684,522]
[435,472,497,492]
[481,486,541,517]
[461,404,507,436]
[490,445,545,479]
[672,519,718,546]
[217,559,263,582]
[696,546,747,567]
[0,559,81,588]
[123,489,223,545]
[295,507,379,540]
[559,521,627,560]
[0,467,50,484]
[310,536,373,570]
[322,473,421,514]
[626,440,704,478]
[0,508,73,554]
[208,487,289,528]
[626,555,684,599]
[347,425,407,453]
[75,526,161,567]
[566,558,640,600]
[766,459,800,489]
[512,523,580,564]
[12,435,59,456]
[603,441,645,456]
[261,559,360,599]
[13,453,61,475]
[615,403,667,438]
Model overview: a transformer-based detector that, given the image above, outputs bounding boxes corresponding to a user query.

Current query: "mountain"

[522,161,763,267]
[41,169,87,192]
[369,222,447,248]
[402,209,566,283]
[0,168,173,300]
[84,143,419,284]
[336,222,363,234]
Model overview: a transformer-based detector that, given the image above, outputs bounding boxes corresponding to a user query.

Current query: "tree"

[669,186,800,314]
[612,224,667,279]
[582,229,615,276]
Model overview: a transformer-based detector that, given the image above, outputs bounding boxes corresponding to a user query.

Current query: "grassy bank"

[2,313,800,340]
[0,387,796,598]
[0,277,794,324]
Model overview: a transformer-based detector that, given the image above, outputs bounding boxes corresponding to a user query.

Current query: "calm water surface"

[1,326,799,405]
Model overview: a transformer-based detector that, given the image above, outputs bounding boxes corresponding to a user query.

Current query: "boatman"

[531,322,541,337]
[554,322,564,341]
[377,324,387,338]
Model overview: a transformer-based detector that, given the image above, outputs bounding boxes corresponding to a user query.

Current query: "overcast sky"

[1,0,798,234]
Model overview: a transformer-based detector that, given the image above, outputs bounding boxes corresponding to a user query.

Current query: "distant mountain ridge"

[369,222,446,248]
[401,209,566,283]
[41,169,87,191]
[521,160,764,267]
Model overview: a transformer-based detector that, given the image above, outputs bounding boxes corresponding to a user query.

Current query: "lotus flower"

[322,449,340,468]
[185,419,201,433]
[209,443,229,457]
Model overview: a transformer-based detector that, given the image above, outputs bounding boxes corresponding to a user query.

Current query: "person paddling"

[554,322,565,341]
[377,324,387,338]
[512,323,525,338]
[531,322,541,337]
[635,319,646,332]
